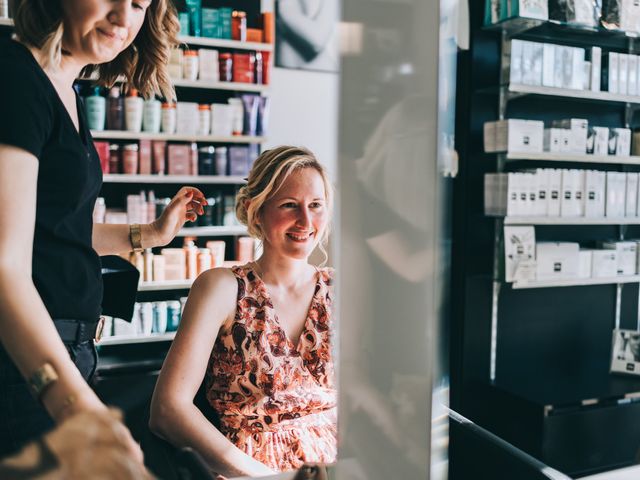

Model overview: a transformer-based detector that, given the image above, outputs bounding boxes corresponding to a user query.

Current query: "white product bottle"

[183,50,199,81]
[161,102,177,134]
[124,88,144,133]
[143,97,162,133]
[198,104,211,135]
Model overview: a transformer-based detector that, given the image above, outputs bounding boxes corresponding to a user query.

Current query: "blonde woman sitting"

[150,146,337,477]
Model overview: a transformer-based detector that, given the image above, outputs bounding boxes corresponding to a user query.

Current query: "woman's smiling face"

[61,0,150,65]
[259,167,329,260]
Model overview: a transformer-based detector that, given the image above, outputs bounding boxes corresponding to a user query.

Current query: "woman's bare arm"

[150,268,276,477]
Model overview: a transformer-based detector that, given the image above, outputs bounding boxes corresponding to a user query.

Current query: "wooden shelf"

[177,35,273,52]
[504,152,640,165]
[177,225,247,237]
[102,174,245,184]
[504,217,640,225]
[507,83,640,104]
[172,78,268,93]
[138,280,193,291]
[91,130,265,143]
[512,275,640,290]
[99,332,176,346]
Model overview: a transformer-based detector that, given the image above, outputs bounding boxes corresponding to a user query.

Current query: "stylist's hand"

[151,186,207,246]
[44,408,150,479]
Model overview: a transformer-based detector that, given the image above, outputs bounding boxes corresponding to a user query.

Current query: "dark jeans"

[0,340,97,457]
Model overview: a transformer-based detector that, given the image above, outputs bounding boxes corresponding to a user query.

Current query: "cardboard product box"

[577,250,593,279]
[536,242,580,280]
[549,0,600,26]
[138,139,151,174]
[584,170,606,217]
[615,128,632,156]
[626,173,639,217]
[167,144,190,176]
[620,0,640,33]
[534,168,549,216]
[483,121,497,152]
[544,128,565,152]
[176,102,198,135]
[530,42,544,86]
[504,226,536,282]
[571,47,586,90]
[552,118,588,153]
[507,0,548,20]
[228,146,251,176]
[504,39,523,85]
[547,168,562,216]
[583,60,592,90]
[606,172,627,218]
[198,48,219,82]
[507,172,520,216]
[608,52,620,93]
[542,42,555,87]
[590,46,602,91]
[495,119,544,153]
[629,54,638,95]
[619,53,629,95]
[632,130,640,155]
[210,103,234,137]
[560,169,583,217]
[168,48,183,80]
[588,126,609,155]
[602,241,638,275]
[592,250,618,278]
[160,248,186,281]
[201,8,221,38]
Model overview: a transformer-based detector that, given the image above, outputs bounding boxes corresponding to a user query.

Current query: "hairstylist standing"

[0,0,206,458]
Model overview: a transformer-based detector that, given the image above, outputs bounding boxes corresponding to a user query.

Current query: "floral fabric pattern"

[206,263,337,471]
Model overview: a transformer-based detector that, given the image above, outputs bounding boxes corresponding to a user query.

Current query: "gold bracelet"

[129,223,143,252]
[28,363,58,401]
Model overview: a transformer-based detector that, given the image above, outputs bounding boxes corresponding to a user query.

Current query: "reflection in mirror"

[336,0,457,478]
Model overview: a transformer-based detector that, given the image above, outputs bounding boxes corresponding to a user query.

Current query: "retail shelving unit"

[103,174,246,184]
[91,130,265,143]
[453,5,640,477]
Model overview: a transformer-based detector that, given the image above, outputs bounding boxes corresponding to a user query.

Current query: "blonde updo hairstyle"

[236,146,333,263]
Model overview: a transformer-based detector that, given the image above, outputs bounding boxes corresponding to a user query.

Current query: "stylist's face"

[61,0,151,65]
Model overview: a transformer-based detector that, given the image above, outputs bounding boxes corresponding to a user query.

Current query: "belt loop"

[77,323,86,344]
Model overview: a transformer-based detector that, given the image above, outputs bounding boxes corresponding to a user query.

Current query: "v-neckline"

[13,39,88,145]
[250,265,321,351]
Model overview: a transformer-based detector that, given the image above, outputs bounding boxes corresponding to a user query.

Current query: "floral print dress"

[205,263,337,471]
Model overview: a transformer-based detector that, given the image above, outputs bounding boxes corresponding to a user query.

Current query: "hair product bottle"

[125,88,144,133]
[106,86,124,130]
[85,86,106,131]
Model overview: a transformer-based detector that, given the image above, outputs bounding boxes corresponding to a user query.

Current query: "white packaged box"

[609,52,619,94]
[606,172,627,218]
[544,128,564,152]
[592,250,618,278]
[629,55,638,96]
[508,0,548,20]
[590,46,602,91]
[620,0,640,33]
[522,41,534,85]
[175,101,198,135]
[536,242,580,280]
[615,128,632,156]
[507,172,520,216]
[531,42,544,86]
[483,121,496,152]
[584,170,606,217]
[547,168,562,216]
[509,39,524,85]
[571,47,585,90]
[210,103,234,137]
[627,173,639,217]
[198,48,219,82]
[602,241,637,275]
[534,168,549,216]
[542,43,555,87]
[587,126,609,156]
[554,45,567,88]
[577,250,593,279]
[495,119,544,153]
[504,226,536,282]
[552,118,588,153]
[619,53,629,95]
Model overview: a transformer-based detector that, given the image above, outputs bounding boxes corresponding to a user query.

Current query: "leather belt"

[53,318,105,344]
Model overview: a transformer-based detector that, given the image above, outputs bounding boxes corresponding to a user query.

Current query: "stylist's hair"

[236,146,333,263]
[12,0,179,100]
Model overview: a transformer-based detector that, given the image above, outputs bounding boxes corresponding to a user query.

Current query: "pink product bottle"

[122,143,139,174]
[152,141,167,175]
[190,142,198,176]
[236,237,255,263]
[147,190,157,222]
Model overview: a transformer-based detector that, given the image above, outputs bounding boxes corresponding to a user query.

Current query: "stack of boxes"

[504,226,640,283]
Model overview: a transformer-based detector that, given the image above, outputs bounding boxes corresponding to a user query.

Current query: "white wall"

[264,67,339,179]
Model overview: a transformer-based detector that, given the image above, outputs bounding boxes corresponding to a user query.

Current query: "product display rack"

[138,280,193,292]
[453,4,640,476]
[505,151,640,165]
[102,174,246,184]
[177,225,247,237]
[91,130,265,144]
[99,332,176,346]
[178,34,272,52]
